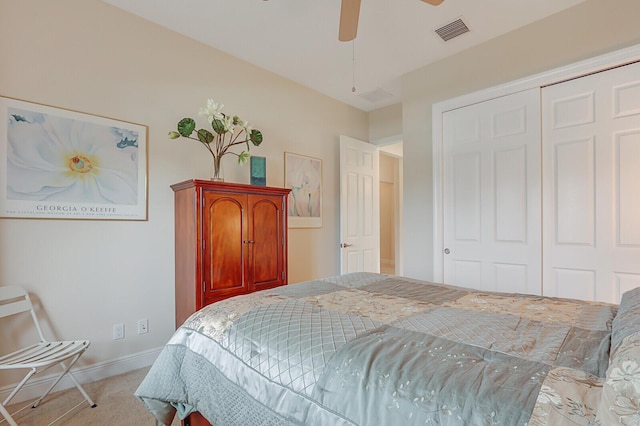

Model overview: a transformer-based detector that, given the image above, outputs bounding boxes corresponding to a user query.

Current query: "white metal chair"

[0,286,96,426]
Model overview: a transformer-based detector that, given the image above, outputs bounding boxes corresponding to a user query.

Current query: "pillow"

[597,287,640,425]
[611,286,640,355]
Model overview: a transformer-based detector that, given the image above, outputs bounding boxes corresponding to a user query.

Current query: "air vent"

[435,18,470,42]
[358,88,393,103]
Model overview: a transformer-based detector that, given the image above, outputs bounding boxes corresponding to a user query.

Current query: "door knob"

[444,248,450,254]
[340,243,353,248]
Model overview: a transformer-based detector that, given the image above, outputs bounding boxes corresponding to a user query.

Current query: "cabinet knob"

[340,243,353,248]
[444,248,450,254]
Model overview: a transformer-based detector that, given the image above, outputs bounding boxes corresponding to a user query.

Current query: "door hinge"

[202,281,206,293]
[202,239,205,250]
[282,271,285,280]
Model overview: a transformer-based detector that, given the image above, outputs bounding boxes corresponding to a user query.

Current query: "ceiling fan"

[339,0,445,42]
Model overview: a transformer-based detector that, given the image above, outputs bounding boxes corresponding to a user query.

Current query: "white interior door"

[340,136,379,274]
[542,61,640,303]
[442,88,541,294]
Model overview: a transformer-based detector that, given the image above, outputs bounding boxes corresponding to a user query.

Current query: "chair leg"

[0,402,18,426]
[31,355,95,409]
[2,369,37,407]
[66,370,97,408]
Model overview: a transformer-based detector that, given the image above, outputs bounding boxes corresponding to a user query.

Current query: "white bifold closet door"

[442,88,542,295]
[542,61,640,303]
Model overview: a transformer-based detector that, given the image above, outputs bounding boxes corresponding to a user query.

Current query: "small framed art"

[284,152,322,228]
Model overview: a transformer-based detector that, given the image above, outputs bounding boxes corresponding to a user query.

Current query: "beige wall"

[400,0,640,280]
[369,103,402,142]
[0,0,368,387]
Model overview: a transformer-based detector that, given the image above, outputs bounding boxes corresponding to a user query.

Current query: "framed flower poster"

[0,96,148,220]
[284,152,322,228]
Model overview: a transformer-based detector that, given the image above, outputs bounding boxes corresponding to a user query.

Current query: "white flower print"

[607,359,640,393]
[611,395,640,426]
[8,108,138,205]
[537,384,563,407]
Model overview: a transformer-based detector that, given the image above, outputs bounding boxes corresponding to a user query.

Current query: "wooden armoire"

[171,180,291,327]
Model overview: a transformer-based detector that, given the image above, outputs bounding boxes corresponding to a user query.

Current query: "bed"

[135,273,640,425]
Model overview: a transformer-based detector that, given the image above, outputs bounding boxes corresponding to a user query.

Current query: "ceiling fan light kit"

[339,0,445,42]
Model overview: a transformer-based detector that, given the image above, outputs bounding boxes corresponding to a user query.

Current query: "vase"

[211,155,224,182]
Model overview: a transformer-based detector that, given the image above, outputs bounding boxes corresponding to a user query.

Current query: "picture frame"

[284,152,322,228]
[0,96,148,220]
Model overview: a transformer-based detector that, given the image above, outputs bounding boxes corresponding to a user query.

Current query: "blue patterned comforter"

[135,273,625,425]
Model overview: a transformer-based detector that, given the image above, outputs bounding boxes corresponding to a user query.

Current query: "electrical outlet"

[113,323,124,340]
[137,318,149,334]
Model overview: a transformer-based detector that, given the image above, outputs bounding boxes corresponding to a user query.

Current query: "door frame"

[432,44,640,283]
[376,138,403,276]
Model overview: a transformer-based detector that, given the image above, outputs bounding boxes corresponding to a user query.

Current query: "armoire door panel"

[204,193,246,297]
[250,194,284,290]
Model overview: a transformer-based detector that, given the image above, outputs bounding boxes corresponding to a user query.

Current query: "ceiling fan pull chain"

[352,40,356,93]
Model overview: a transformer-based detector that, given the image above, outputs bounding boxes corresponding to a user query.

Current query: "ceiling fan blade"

[339,0,361,42]
[421,0,445,5]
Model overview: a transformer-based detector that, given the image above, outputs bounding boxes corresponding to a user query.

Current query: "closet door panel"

[495,146,527,242]
[442,88,541,295]
[617,130,640,245]
[452,152,481,241]
[551,268,596,301]
[554,138,595,246]
[542,61,640,303]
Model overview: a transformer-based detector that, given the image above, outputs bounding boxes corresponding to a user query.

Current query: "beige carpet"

[4,367,180,425]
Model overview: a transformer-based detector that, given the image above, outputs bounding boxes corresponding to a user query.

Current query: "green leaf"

[212,119,226,134]
[177,118,195,137]
[197,129,214,144]
[238,151,250,164]
[168,131,181,139]
[250,129,263,146]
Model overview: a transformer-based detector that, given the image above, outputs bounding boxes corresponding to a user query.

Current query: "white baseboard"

[0,347,163,405]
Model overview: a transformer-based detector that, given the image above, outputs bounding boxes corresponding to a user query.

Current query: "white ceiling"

[102,0,586,112]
